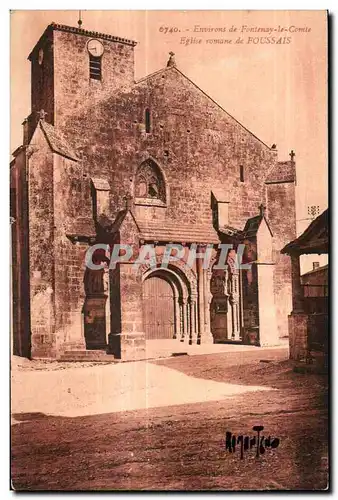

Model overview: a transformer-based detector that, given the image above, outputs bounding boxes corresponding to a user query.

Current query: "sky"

[10,10,328,263]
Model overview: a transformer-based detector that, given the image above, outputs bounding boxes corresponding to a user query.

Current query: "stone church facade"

[10,23,297,360]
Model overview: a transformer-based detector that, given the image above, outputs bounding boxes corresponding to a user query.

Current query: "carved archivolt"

[140,255,197,296]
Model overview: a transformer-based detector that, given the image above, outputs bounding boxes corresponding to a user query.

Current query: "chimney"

[313,262,320,271]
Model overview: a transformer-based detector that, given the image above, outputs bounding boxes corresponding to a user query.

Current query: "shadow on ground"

[11,358,328,492]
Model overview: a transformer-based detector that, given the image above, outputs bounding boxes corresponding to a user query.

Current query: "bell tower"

[27,22,137,139]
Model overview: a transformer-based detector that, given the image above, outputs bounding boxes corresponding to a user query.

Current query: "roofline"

[301,263,328,277]
[135,67,167,84]
[281,209,328,254]
[28,22,137,60]
[175,67,273,150]
[39,121,79,162]
[139,66,272,151]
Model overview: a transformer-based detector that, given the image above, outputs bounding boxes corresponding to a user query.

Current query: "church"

[10,22,297,360]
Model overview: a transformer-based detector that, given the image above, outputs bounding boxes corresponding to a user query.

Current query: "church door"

[143,275,175,339]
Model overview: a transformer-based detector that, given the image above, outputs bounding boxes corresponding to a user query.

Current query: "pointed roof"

[136,65,271,150]
[243,213,273,239]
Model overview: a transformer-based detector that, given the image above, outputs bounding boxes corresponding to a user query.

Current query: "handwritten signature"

[225,426,280,459]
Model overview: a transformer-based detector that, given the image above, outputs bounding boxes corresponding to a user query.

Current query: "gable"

[135,66,271,151]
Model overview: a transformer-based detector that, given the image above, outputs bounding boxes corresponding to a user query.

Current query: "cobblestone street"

[11,348,328,491]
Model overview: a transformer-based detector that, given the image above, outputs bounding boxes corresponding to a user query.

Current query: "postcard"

[10,10,328,491]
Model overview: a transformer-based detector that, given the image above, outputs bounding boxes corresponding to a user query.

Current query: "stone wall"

[29,27,54,136]
[53,29,135,128]
[10,149,31,357]
[267,181,297,337]
[27,128,56,358]
[53,154,90,352]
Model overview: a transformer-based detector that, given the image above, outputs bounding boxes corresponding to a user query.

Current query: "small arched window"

[135,159,166,203]
[145,108,151,133]
[240,165,244,182]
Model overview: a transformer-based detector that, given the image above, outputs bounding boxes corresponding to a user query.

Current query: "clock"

[87,39,104,57]
[38,48,44,65]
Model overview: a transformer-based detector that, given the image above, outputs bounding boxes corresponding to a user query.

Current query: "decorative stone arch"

[142,266,188,301]
[140,259,198,343]
[132,155,170,206]
[139,255,197,297]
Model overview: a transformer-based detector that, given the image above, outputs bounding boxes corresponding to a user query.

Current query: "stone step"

[58,350,116,362]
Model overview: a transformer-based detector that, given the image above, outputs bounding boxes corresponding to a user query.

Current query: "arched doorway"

[143,272,176,339]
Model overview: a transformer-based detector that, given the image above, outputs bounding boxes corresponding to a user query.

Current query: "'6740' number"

[159,26,179,34]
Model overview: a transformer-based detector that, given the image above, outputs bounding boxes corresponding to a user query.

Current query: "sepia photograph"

[10,9,328,491]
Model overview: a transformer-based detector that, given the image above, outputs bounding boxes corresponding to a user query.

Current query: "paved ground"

[11,347,328,491]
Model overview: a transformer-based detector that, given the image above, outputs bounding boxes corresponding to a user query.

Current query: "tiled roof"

[137,219,220,244]
[265,161,295,184]
[281,209,328,255]
[40,121,78,161]
[301,264,328,278]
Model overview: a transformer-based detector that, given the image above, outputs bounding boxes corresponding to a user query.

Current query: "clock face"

[38,48,44,65]
[87,39,104,57]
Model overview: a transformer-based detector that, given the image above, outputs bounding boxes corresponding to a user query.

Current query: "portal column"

[229,272,241,341]
[198,254,214,344]
[184,299,190,343]
[103,264,111,345]
[189,293,198,344]
[174,295,180,340]
[179,298,185,341]
[197,253,205,343]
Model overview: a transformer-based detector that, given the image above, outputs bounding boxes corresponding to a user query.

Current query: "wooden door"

[143,275,175,339]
